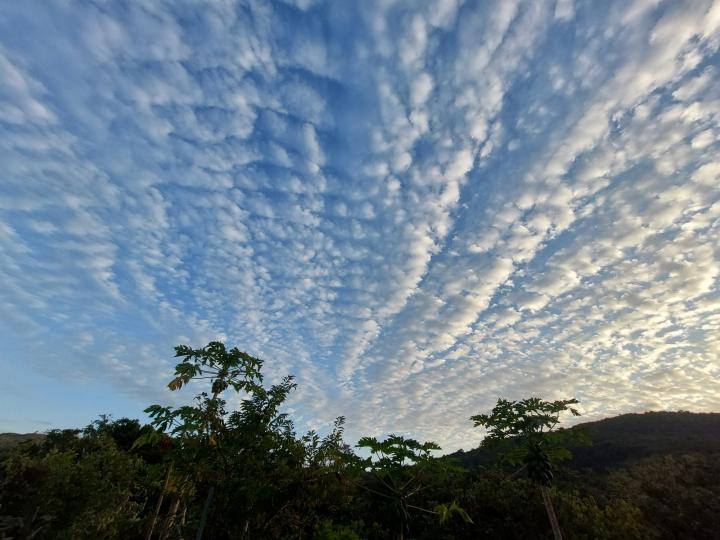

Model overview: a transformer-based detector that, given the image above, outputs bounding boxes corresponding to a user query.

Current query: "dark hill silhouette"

[449,411,720,471]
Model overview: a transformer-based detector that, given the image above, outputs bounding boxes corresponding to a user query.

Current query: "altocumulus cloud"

[1,0,719,449]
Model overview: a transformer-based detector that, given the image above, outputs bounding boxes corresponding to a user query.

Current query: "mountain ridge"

[449,410,720,470]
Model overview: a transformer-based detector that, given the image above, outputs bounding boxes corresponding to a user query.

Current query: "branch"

[406,504,439,516]
[510,464,527,479]
[355,482,396,501]
[401,462,427,491]
[372,472,397,494]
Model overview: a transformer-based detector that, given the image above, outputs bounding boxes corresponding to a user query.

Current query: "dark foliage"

[1,343,718,539]
[452,411,720,471]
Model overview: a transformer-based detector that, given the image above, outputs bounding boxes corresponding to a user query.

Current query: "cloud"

[0,0,719,448]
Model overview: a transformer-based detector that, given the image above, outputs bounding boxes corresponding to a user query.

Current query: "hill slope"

[450,411,720,471]
[0,432,45,449]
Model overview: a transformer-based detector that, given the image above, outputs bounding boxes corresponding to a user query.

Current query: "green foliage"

[142,341,265,447]
[471,397,586,539]
[357,435,440,472]
[0,421,150,539]
[168,342,264,394]
[2,343,718,539]
[471,397,585,485]
[602,453,720,539]
[472,398,579,435]
[313,520,364,540]
[356,435,469,539]
[553,491,650,540]
[471,397,581,453]
[434,500,473,525]
[136,342,357,539]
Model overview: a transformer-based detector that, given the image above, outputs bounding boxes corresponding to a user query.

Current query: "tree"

[471,397,583,540]
[139,342,265,539]
[0,422,149,539]
[356,435,471,540]
[138,341,352,539]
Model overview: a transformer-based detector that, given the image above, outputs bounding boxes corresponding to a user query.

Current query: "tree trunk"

[145,462,173,540]
[195,486,215,540]
[159,495,181,540]
[541,486,562,540]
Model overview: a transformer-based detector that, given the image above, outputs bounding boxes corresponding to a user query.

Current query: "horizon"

[1,0,720,452]
[5,408,719,438]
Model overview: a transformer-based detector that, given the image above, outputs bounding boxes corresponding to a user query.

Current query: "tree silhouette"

[139,342,265,539]
[471,397,583,540]
[356,435,471,539]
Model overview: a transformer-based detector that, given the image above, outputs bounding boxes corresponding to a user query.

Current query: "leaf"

[131,430,161,449]
[434,501,474,525]
[471,396,583,483]
[545,446,573,462]
[455,506,474,524]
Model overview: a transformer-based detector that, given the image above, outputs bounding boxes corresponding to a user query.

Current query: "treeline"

[1,342,718,539]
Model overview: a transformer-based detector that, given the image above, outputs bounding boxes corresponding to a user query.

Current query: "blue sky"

[1,0,719,451]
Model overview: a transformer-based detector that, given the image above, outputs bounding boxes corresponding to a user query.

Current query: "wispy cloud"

[1,0,719,447]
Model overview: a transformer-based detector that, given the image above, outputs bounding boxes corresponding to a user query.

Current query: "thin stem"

[541,486,563,540]
[195,486,215,540]
[406,504,439,516]
[356,482,396,501]
[145,462,173,540]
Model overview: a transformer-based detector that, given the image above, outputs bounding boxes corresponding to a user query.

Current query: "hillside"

[0,432,45,449]
[449,411,720,471]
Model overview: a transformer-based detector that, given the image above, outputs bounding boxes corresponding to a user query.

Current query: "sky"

[1,0,719,451]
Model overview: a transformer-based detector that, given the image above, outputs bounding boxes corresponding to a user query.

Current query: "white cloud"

[410,72,434,107]
[0,0,719,449]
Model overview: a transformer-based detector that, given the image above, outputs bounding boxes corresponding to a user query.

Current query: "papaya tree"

[356,435,471,540]
[470,397,584,540]
[138,341,351,538]
[138,342,265,539]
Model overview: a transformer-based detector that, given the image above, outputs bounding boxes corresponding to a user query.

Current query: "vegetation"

[470,397,586,539]
[1,342,718,539]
